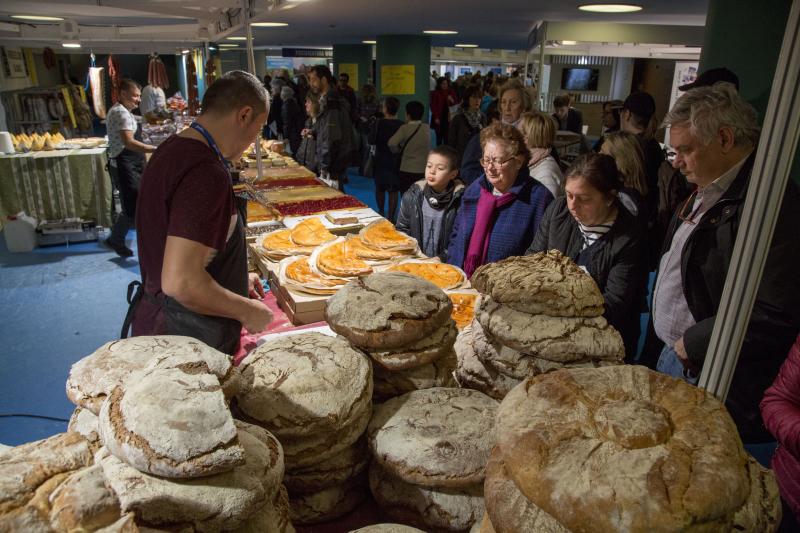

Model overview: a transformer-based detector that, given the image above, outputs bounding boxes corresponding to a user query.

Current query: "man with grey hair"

[648,82,800,443]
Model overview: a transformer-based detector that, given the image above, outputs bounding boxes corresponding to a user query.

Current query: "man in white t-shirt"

[105,79,156,257]
[139,84,166,116]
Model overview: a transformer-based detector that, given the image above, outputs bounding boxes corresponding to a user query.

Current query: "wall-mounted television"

[561,67,599,91]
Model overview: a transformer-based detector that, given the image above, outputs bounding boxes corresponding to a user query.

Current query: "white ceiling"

[0,0,709,52]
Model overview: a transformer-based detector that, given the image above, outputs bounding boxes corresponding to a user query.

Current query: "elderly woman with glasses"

[446,122,553,276]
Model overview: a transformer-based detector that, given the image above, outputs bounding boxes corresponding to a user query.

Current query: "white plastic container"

[3,212,38,252]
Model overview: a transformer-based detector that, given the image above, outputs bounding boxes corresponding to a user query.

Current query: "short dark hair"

[565,153,623,197]
[338,72,349,82]
[201,70,268,116]
[309,65,334,85]
[485,99,500,123]
[119,79,141,93]
[384,96,400,116]
[429,145,459,170]
[553,94,571,108]
[460,85,482,108]
[406,100,424,121]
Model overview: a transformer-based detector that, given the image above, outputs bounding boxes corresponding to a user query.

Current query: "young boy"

[396,145,464,261]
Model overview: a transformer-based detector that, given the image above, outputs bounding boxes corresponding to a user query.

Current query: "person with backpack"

[388,101,432,194]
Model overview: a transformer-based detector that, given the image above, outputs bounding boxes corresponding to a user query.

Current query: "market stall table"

[0,148,113,228]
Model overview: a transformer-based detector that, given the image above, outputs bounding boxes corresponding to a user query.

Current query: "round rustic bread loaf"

[369,320,458,371]
[477,298,624,363]
[477,513,496,533]
[350,524,426,533]
[369,462,484,532]
[470,250,604,317]
[288,475,368,525]
[237,332,372,438]
[731,456,782,532]
[236,484,295,533]
[494,365,780,532]
[284,438,369,494]
[68,407,100,449]
[66,336,236,414]
[48,465,122,532]
[98,366,244,479]
[453,324,521,400]
[368,387,498,488]
[372,351,457,402]
[325,273,454,349]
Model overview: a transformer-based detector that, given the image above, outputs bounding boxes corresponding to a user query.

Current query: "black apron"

[110,120,146,217]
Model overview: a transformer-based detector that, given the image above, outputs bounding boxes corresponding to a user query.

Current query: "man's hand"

[241,299,273,334]
[674,337,700,375]
[248,273,265,299]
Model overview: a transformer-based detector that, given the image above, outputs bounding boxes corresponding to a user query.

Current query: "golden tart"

[290,217,336,247]
[448,293,478,329]
[386,262,465,290]
[359,220,416,251]
[315,238,373,278]
[284,257,347,294]
[259,229,314,258]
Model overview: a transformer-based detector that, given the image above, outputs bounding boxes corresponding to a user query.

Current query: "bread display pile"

[235,332,373,525]
[367,388,498,531]
[326,272,459,402]
[456,250,624,400]
[0,335,293,532]
[482,365,782,532]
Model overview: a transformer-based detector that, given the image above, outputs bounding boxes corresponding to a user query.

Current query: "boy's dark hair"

[201,70,268,115]
[429,145,459,171]
[460,85,482,108]
[553,94,571,108]
[384,96,400,116]
[405,100,424,120]
[309,65,335,85]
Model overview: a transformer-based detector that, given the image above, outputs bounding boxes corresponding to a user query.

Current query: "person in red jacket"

[761,334,800,530]
[430,77,457,145]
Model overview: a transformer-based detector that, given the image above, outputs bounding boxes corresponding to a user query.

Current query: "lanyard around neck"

[190,122,232,174]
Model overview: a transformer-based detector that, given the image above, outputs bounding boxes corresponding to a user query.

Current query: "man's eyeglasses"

[677,190,701,225]
[480,156,516,169]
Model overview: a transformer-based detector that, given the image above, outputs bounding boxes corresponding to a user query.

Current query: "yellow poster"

[381,65,415,95]
[338,63,358,85]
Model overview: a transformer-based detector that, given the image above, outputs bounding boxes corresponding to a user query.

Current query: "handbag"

[363,144,376,178]
[396,123,422,173]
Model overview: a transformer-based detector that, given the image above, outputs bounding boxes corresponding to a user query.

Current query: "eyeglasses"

[677,190,701,225]
[480,155,516,169]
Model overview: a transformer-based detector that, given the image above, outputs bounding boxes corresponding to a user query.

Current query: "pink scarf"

[463,186,518,277]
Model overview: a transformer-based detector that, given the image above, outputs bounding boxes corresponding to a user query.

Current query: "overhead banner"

[381,65,415,95]
[282,48,332,58]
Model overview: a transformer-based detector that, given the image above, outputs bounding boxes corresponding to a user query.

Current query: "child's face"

[425,154,457,191]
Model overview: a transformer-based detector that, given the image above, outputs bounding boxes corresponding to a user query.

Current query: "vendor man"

[128,71,273,354]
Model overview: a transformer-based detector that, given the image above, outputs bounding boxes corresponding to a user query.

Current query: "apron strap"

[120,280,143,339]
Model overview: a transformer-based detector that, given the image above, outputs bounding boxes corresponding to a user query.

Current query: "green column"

[700,0,798,184]
[333,44,372,92]
[376,35,431,121]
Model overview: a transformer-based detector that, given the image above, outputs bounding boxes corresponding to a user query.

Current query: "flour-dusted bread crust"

[369,462,484,532]
[68,407,101,448]
[236,484,295,533]
[284,438,369,494]
[350,524,426,533]
[48,465,122,532]
[237,332,372,438]
[288,475,368,525]
[494,365,779,533]
[368,388,498,488]
[326,273,454,350]
[369,320,458,371]
[372,351,457,402]
[453,324,520,401]
[0,432,93,532]
[477,298,624,363]
[66,336,236,414]
[731,456,782,532]
[470,251,604,317]
[98,366,244,479]
[234,421,285,496]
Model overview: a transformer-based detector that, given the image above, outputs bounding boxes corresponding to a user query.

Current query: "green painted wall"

[332,44,372,92]
[376,35,431,121]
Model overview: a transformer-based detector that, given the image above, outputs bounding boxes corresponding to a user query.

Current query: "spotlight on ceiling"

[578,4,642,13]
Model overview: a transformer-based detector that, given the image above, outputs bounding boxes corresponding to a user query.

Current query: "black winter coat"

[314,89,356,175]
[527,197,649,359]
[642,153,800,442]
[396,179,465,261]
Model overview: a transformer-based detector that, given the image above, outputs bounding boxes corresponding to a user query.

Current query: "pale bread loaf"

[68,406,101,448]
[454,323,521,400]
[48,464,122,532]
[284,438,368,494]
[372,351,457,402]
[236,484,295,533]
[288,475,367,525]
[349,525,426,533]
[369,320,458,371]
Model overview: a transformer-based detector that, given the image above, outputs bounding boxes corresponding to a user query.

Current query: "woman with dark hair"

[370,96,404,220]
[447,122,553,275]
[430,77,457,145]
[527,153,649,360]
[447,85,486,164]
[593,99,623,152]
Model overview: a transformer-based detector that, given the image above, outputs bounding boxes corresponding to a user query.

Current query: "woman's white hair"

[662,82,760,146]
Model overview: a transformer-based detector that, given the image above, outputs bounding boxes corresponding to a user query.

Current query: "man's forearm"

[167,270,254,323]
[124,139,156,153]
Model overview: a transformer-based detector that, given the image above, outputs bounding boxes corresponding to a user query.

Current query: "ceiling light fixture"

[651,46,702,54]
[251,22,288,27]
[424,30,458,35]
[219,44,239,47]
[62,41,81,48]
[363,40,376,45]
[561,40,578,45]
[455,44,478,48]
[578,4,642,13]
[11,15,64,21]
[181,49,191,54]
[226,36,247,40]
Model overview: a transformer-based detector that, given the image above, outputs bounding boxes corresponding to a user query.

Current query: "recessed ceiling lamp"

[455,43,478,48]
[251,22,288,27]
[579,4,642,13]
[11,15,64,21]
[181,49,191,54]
[226,36,247,40]
[219,44,239,47]
[62,41,81,48]
[363,40,376,45]
[424,30,458,35]
[561,40,578,45]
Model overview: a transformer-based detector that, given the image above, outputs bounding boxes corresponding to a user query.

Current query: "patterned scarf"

[463,109,483,130]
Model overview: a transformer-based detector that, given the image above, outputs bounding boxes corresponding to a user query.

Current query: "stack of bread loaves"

[456,250,624,400]
[482,365,782,532]
[326,272,459,402]
[1,335,293,532]
[235,332,373,525]
[367,387,498,531]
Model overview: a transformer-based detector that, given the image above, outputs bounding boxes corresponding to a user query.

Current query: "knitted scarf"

[463,186,518,276]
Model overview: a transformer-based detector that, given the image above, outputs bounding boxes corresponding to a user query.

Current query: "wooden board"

[241,166,316,181]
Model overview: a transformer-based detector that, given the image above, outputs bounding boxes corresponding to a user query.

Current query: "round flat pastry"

[348,235,411,261]
[281,256,347,295]
[66,336,235,415]
[289,475,368,525]
[284,438,369,494]
[369,462,484,532]
[369,320,458,371]
[237,332,372,439]
[494,365,780,533]
[368,387,498,488]
[477,297,624,363]
[359,219,416,251]
[372,350,457,402]
[449,292,478,329]
[386,261,466,290]
[98,366,244,479]
[325,272,454,350]
[470,250,604,317]
[290,217,336,247]
[454,324,521,401]
[259,229,314,258]
[313,237,373,278]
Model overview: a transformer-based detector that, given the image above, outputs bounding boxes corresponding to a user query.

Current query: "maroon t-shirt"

[132,135,236,335]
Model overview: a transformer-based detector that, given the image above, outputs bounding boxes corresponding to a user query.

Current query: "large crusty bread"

[236,484,295,533]
[372,351,457,402]
[494,365,780,533]
[284,438,369,494]
[288,475,368,525]
[325,273,454,350]
[349,525,426,533]
[470,251,604,317]
[369,320,458,371]
[453,323,521,401]
[48,465,122,532]
[368,387,498,489]
[68,407,101,449]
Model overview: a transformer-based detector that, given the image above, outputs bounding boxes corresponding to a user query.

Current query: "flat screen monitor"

[561,68,599,91]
